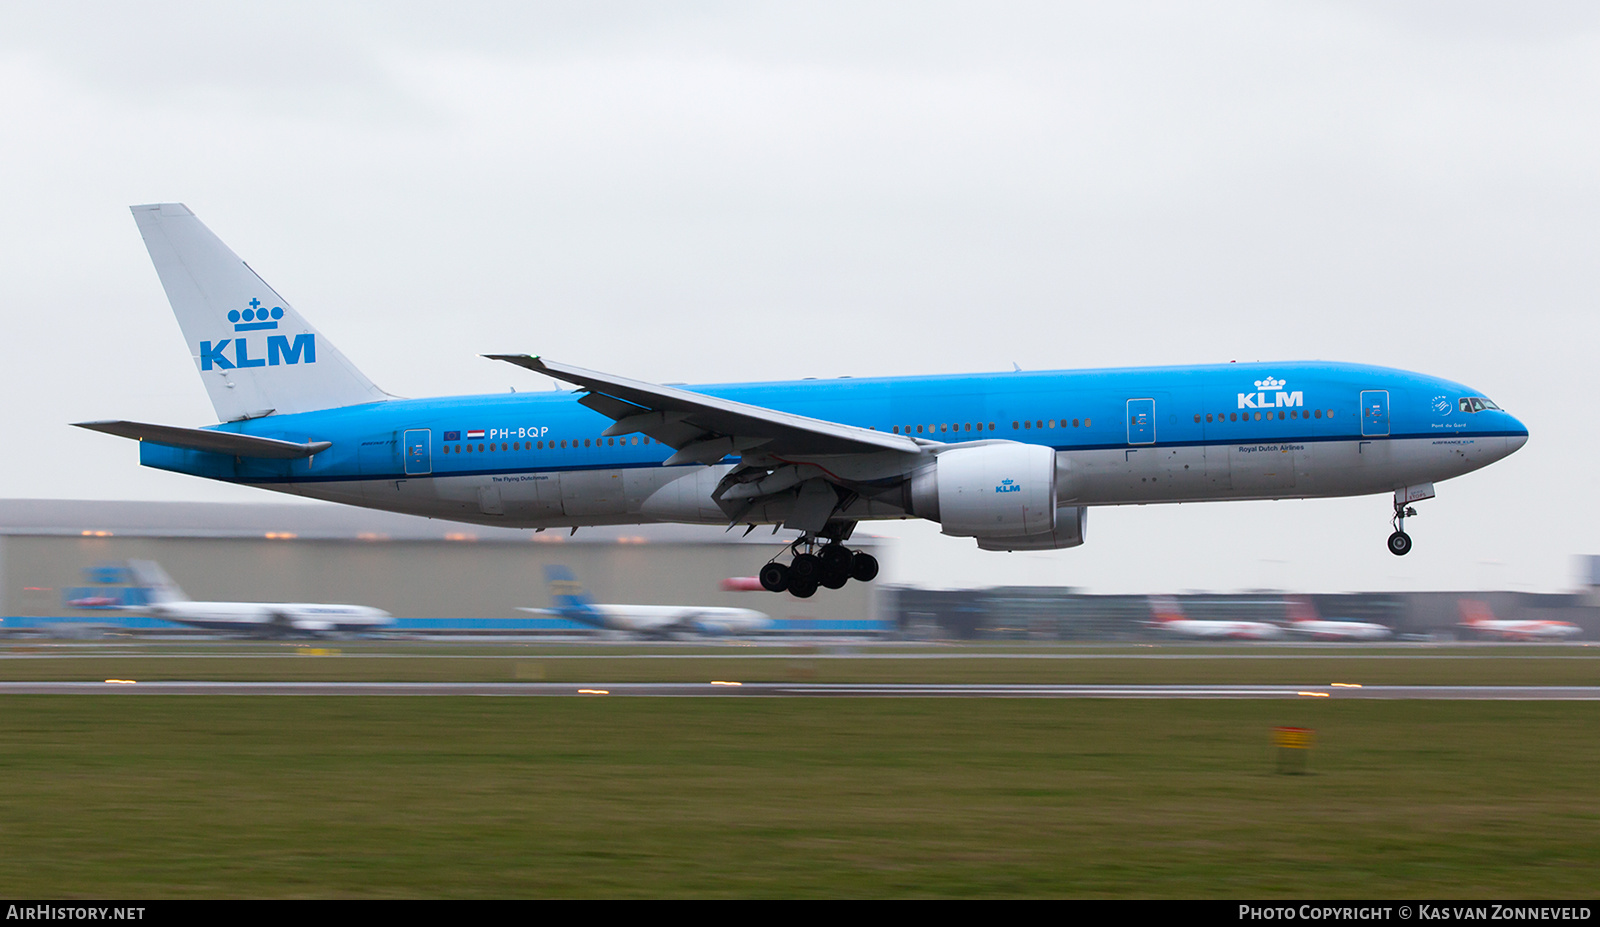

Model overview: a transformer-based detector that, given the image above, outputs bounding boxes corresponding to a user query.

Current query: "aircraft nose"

[1505,415,1529,455]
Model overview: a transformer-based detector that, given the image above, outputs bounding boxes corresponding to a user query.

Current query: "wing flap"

[73,420,332,459]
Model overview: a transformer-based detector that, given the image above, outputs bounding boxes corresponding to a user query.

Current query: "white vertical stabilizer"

[126,560,189,605]
[131,204,389,422]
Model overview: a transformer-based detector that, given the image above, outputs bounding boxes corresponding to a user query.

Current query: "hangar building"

[0,500,885,634]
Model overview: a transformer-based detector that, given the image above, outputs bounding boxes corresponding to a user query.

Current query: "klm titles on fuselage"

[1238,377,1303,410]
[199,300,316,371]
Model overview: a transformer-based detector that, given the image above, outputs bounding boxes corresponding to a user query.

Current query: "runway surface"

[4,681,1599,698]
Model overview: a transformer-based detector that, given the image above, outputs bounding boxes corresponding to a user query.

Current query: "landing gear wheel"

[759,562,790,593]
[1387,531,1412,556]
[790,553,821,582]
[788,576,819,598]
[850,552,879,582]
[819,562,850,589]
[819,544,852,569]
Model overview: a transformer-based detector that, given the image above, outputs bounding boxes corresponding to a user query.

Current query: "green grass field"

[0,696,1595,897]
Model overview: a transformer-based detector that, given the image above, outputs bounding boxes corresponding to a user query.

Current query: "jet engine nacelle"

[975,505,1088,551]
[907,443,1057,537]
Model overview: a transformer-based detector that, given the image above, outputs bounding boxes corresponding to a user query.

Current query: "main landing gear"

[1387,500,1417,557]
[759,536,879,598]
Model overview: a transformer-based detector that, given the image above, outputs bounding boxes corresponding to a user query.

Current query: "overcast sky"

[3,2,1597,593]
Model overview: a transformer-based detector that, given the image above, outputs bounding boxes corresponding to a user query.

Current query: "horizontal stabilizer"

[73,420,332,459]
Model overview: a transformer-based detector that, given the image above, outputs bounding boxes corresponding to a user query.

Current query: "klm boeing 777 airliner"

[77,204,1529,597]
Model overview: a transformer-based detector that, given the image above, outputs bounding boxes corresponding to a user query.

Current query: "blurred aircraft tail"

[1458,599,1495,626]
[125,560,189,605]
[544,565,597,613]
[1285,595,1319,623]
[1147,595,1185,624]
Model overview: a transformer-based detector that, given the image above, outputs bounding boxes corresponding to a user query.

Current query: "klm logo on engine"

[996,479,1021,494]
[199,299,316,370]
[1238,376,1302,409]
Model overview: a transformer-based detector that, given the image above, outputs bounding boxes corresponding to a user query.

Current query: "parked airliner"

[77,205,1529,596]
[1457,599,1580,641]
[1147,596,1284,640]
[519,566,770,637]
[1283,596,1393,641]
[120,560,393,636]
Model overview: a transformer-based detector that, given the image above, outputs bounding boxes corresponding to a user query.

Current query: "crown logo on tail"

[228,298,282,331]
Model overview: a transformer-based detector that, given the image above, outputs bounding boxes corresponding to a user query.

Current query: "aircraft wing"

[485,355,922,464]
[73,420,332,459]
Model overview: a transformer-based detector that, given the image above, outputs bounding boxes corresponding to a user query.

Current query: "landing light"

[1331,682,1362,688]
[104,679,137,685]
[577,688,609,695]
[1297,691,1330,697]
[711,681,742,686]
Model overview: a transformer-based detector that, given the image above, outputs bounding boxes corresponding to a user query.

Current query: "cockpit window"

[1459,396,1502,413]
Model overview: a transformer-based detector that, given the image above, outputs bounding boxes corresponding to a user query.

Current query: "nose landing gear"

[1386,483,1434,556]
[1388,501,1417,557]
[758,535,880,597]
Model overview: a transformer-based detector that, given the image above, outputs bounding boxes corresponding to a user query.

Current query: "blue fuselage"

[138,360,1527,529]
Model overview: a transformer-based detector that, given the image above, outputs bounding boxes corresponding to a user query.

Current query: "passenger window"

[916,425,924,434]
[893,426,899,434]
[1253,412,1261,421]
[1012,421,1019,429]
[1205,413,1212,423]
[1024,421,1031,429]
[1083,418,1091,427]
[1277,411,1285,420]
[1195,414,1202,423]
[1073,418,1080,427]
[1230,413,1237,422]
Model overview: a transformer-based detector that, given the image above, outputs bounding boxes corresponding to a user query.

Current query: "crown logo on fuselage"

[229,298,282,332]
[1238,375,1303,410]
